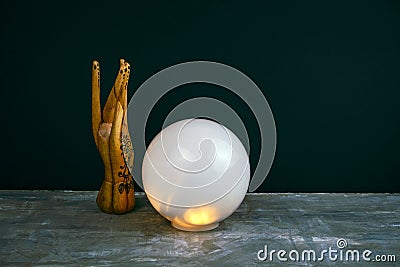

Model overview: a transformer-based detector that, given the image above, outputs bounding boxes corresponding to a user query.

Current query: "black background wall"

[1,0,399,192]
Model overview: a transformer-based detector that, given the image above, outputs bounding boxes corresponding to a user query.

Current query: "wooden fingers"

[91,60,102,148]
[103,59,129,123]
[119,60,131,112]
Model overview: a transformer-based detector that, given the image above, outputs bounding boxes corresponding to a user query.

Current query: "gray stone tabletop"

[0,191,399,266]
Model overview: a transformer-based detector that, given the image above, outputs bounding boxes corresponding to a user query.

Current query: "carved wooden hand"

[92,59,135,214]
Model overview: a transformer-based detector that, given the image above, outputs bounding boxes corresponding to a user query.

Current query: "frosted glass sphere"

[142,118,250,231]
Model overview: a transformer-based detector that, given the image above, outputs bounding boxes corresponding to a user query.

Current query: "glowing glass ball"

[142,118,250,231]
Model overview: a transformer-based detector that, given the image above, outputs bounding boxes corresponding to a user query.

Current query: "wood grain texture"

[0,191,399,266]
[92,59,135,214]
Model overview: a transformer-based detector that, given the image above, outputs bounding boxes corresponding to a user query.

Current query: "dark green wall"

[1,0,399,192]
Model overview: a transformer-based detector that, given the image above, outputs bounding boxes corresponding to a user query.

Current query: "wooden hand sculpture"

[92,59,135,214]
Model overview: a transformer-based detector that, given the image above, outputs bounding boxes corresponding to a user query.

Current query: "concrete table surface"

[0,191,399,266]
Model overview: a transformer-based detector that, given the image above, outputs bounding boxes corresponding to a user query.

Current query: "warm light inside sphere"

[183,207,218,226]
[142,118,250,231]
